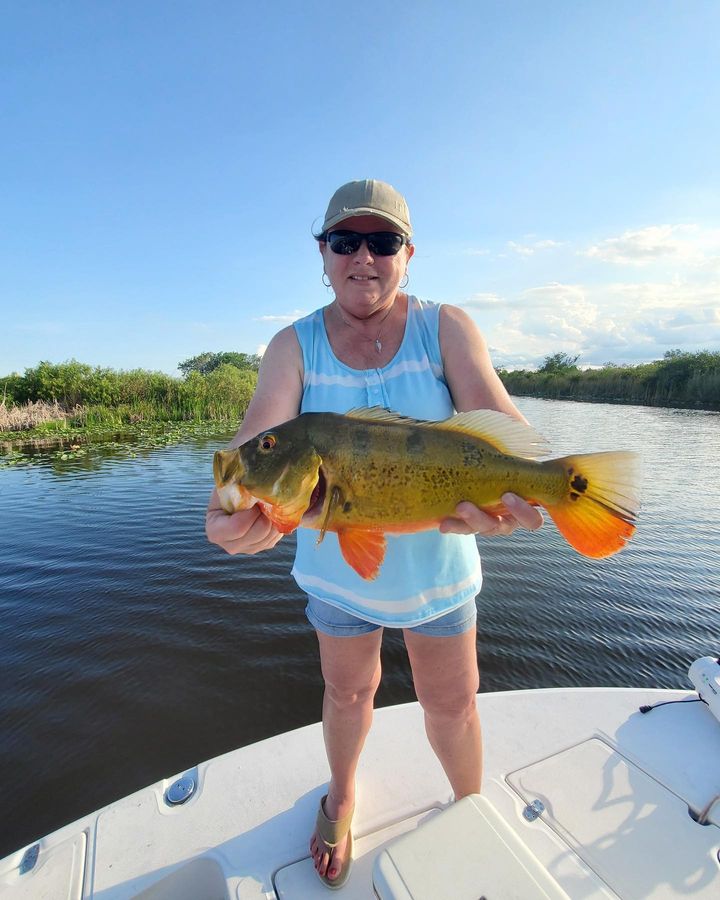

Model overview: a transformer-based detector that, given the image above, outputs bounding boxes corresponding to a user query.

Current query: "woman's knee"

[404,629,479,722]
[324,662,382,710]
[413,654,480,720]
[318,630,383,710]
[416,681,479,722]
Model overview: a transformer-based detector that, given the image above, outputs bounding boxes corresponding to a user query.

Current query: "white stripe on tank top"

[291,296,482,627]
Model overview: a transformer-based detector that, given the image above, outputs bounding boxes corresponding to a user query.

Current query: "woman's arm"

[438,304,544,535]
[205,326,304,555]
[439,304,529,420]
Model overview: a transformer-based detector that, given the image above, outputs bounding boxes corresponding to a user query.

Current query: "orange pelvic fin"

[546,451,640,559]
[337,528,387,580]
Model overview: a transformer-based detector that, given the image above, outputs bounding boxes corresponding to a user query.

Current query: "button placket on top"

[365,369,386,407]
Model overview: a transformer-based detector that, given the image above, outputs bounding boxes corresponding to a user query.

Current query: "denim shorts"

[305,594,477,638]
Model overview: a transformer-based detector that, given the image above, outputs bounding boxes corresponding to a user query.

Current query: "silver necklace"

[333,301,396,354]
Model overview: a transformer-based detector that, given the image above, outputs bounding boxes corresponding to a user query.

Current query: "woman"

[205,179,543,889]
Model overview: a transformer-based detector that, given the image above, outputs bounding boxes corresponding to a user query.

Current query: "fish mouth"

[303,467,327,522]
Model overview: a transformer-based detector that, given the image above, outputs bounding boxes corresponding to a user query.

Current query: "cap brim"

[322,208,412,238]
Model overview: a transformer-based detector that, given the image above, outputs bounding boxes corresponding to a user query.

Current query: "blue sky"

[2,1,719,376]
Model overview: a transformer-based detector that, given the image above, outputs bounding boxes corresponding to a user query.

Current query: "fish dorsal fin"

[345,406,549,459]
[431,410,550,458]
[345,406,419,425]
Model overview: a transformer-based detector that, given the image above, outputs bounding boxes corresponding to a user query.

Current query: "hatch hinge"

[522,799,546,821]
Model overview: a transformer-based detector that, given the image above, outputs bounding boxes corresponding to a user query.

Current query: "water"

[0,398,718,858]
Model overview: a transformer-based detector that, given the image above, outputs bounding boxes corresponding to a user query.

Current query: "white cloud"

[480,277,720,368]
[598,280,720,337]
[507,239,562,256]
[458,292,507,310]
[255,309,308,323]
[583,224,720,268]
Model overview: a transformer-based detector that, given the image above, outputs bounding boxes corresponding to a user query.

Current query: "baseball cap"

[320,179,412,237]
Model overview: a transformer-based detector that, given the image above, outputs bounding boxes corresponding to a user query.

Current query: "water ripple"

[1,402,719,858]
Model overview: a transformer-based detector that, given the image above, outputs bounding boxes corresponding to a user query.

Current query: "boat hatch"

[507,737,720,899]
[372,794,569,900]
[0,832,85,899]
[131,857,229,900]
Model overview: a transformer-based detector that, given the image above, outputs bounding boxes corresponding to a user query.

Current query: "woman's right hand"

[206,492,284,556]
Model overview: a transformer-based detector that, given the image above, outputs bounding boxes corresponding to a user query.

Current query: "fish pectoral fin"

[337,529,386,581]
[317,485,343,545]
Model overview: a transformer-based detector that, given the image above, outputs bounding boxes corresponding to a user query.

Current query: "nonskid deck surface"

[1,688,718,899]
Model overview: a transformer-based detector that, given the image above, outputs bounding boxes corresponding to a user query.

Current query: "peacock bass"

[213,407,640,580]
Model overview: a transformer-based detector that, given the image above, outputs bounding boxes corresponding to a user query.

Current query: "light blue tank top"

[291,296,482,627]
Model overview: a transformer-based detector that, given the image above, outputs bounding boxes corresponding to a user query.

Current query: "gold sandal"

[314,794,354,890]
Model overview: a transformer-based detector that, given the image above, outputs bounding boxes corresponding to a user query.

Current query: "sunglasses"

[324,230,409,256]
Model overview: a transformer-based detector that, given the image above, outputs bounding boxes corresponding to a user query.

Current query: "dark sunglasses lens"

[328,232,362,254]
[367,233,404,255]
[327,231,405,256]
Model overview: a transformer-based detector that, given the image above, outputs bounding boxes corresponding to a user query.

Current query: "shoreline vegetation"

[1,350,718,447]
[498,350,719,411]
[0,354,260,443]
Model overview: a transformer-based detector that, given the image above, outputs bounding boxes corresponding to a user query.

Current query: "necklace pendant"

[375,338,382,353]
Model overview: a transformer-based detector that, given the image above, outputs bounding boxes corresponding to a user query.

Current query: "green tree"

[178,351,261,377]
[538,352,580,374]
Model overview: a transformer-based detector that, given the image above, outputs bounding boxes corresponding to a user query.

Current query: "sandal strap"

[315,794,354,848]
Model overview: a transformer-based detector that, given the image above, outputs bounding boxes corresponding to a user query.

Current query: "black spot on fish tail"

[570,474,589,494]
[343,501,352,513]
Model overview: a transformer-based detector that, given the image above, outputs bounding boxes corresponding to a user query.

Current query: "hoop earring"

[322,272,332,288]
[400,272,409,289]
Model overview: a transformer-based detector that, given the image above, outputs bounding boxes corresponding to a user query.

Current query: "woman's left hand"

[439,493,544,537]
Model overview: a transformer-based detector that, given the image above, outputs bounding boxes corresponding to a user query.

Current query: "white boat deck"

[1,687,719,899]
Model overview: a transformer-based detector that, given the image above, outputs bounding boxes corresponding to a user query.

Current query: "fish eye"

[259,433,277,452]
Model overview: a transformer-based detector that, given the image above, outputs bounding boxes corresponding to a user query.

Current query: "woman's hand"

[439,493,544,537]
[206,492,284,556]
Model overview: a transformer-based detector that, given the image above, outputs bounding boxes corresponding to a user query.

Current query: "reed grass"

[0,361,257,436]
[0,399,73,432]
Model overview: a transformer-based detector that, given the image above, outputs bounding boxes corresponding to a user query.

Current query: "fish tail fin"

[545,451,640,559]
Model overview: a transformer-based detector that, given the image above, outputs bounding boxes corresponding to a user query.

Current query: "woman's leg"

[309,627,384,881]
[403,626,482,799]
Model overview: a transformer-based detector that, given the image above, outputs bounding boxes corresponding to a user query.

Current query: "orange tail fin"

[545,451,640,559]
